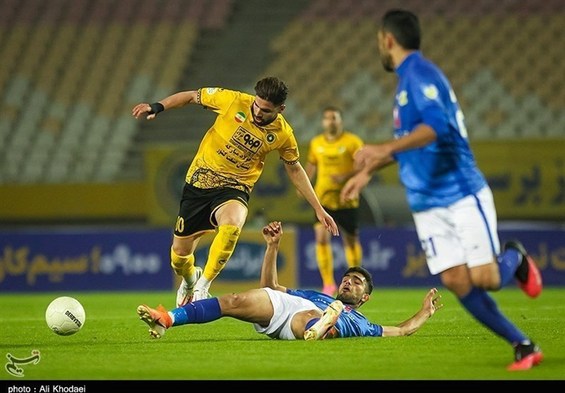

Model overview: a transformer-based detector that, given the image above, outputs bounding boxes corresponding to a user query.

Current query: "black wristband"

[149,102,164,115]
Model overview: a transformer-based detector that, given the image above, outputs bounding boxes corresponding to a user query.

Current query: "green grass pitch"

[1,287,563,382]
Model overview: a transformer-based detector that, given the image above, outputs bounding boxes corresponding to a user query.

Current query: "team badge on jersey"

[266,132,276,144]
[397,90,408,106]
[235,111,246,123]
[423,84,439,100]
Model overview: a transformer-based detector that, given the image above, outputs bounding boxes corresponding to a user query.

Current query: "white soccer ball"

[45,296,86,336]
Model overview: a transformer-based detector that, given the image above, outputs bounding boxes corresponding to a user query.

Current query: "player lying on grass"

[137,221,442,340]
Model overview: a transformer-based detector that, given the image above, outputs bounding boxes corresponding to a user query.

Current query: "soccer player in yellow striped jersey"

[305,106,364,296]
[132,77,339,306]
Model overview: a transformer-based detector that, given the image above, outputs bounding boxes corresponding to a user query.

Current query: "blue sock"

[171,298,222,326]
[459,287,528,344]
[497,249,521,287]
[305,318,319,330]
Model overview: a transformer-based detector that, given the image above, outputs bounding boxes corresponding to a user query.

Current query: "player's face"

[377,30,394,72]
[322,110,343,135]
[336,272,368,306]
[252,96,284,126]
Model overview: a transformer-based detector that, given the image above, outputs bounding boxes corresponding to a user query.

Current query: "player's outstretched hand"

[353,144,393,171]
[423,288,443,317]
[340,171,371,203]
[132,103,157,120]
[317,210,339,236]
[262,221,283,245]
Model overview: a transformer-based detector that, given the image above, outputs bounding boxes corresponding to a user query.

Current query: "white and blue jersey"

[393,51,487,212]
[287,288,383,337]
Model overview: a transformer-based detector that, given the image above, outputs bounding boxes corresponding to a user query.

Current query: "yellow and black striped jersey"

[307,132,363,210]
[185,87,299,194]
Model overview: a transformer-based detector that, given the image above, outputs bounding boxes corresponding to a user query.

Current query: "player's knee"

[343,234,358,246]
[292,310,323,339]
[314,224,330,242]
[221,293,245,309]
[469,265,500,290]
[171,244,190,257]
[471,277,500,291]
[440,274,456,290]
[440,274,471,296]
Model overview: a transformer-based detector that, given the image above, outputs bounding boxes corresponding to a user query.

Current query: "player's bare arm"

[350,125,436,178]
[259,221,287,292]
[131,90,200,120]
[304,161,317,183]
[296,161,317,199]
[341,127,432,203]
[284,161,339,236]
[339,170,371,204]
[387,124,437,154]
[381,288,443,337]
[340,143,396,203]
[354,144,395,173]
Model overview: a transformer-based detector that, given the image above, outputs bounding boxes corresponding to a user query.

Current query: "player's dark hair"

[344,266,374,294]
[381,9,421,50]
[254,77,288,106]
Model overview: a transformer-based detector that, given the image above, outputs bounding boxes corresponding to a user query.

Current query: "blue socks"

[171,298,222,326]
[456,249,528,345]
[305,318,319,330]
[459,287,527,344]
[497,248,521,287]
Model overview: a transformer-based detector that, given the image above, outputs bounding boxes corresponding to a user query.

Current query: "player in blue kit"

[340,9,543,371]
[137,221,442,341]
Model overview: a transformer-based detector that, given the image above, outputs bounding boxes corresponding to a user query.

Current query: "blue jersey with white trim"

[393,51,487,212]
[287,289,383,337]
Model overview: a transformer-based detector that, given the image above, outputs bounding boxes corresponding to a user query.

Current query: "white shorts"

[412,186,500,275]
[253,287,319,340]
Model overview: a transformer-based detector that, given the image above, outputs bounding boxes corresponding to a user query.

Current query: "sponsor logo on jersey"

[397,90,408,106]
[230,126,263,154]
[423,84,439,100]
[206,88,218,94]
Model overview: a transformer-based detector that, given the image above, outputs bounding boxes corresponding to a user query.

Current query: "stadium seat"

[204,0,233,30]
[45,164,69,183]
[156,23,198,90]
[0,0,562,184]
